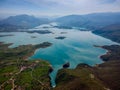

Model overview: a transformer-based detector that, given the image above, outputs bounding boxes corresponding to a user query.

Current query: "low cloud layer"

[0,0,120,17]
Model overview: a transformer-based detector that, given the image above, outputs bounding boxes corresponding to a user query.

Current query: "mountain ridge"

[0,14,50,31]
[55,12,120,29]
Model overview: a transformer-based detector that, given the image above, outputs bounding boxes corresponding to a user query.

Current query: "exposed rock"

[54,45,120,90]
[49,67,53,73]
[63,62,70,68]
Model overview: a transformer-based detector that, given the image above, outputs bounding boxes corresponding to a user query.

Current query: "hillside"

[0,42,52,90]
[54,45,120,90]
[56,12,120,30]
[0,14,49,31]
[93,24,120,43]
[55,64,106,90]
[56,12,120,43]
[55,15,89,28]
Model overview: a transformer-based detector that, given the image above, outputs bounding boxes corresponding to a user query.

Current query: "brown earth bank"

[54,45,120,90]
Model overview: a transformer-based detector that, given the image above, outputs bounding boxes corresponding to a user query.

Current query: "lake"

[0,23,117,87]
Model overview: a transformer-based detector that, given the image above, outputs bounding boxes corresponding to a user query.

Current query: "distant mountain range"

[0,14,49,31]
[0,12,120,43]
[56,12,120,30]
[55,12,120,43]
[0,12,120,31]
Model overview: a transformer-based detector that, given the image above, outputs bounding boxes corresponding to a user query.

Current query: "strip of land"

[0,34,14,37]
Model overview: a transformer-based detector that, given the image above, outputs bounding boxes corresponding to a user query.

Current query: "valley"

[0,12,120,90]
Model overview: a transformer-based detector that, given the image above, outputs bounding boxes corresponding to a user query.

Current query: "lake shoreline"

[0,42,54,89]
[54,45,120,90]
[0,26,118,89]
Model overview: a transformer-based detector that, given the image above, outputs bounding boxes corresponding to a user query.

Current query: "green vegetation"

[0,42,52,60]
[0,42,52,90]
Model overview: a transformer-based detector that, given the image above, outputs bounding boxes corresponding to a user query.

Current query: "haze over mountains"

[0,14,49,31]
[0,12,120,30]
[93,23,120,43]
[0,0,120,90]
[0,12,120,43]
[55,12,120,43]
[56,12,120,29]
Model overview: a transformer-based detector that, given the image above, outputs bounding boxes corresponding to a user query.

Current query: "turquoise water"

[0,23,117,87]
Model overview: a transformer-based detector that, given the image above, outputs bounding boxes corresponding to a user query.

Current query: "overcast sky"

[0,0,120,17]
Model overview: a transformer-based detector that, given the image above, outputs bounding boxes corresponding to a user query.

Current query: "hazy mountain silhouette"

[0,14,49,30]
[56,12,120,30]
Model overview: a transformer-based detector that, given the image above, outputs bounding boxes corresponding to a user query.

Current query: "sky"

[0,0,120,17]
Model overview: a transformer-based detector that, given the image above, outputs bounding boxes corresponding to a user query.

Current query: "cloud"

[0,0,120,16]
[98,0,116,4]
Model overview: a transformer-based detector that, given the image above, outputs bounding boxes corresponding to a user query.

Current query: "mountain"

[93,24,120,43]
[56,12,120,30]
[0,14,49,31]
[55,15,89,28]
[0,24,22,32]
[84,12,120,29]
[55,12,120,43]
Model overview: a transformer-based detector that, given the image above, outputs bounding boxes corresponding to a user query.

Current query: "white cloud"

[0,0,120,16]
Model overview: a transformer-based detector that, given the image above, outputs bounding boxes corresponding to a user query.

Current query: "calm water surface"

[0,23,117,87]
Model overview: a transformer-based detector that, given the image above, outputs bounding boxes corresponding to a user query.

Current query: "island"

[25,30,52,34]
[0,42,52,90]
[60,32,67,34]
[31,36,37,38]
[0,34,14,37]
[54,26,73,29]
[43,26,49,28]
[55,36,66,40]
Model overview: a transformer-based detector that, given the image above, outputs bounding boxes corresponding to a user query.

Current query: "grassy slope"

[0,42,52,90]
[55,65,106,90]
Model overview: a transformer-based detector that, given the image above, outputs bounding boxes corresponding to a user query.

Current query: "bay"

[0,23,117,87]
